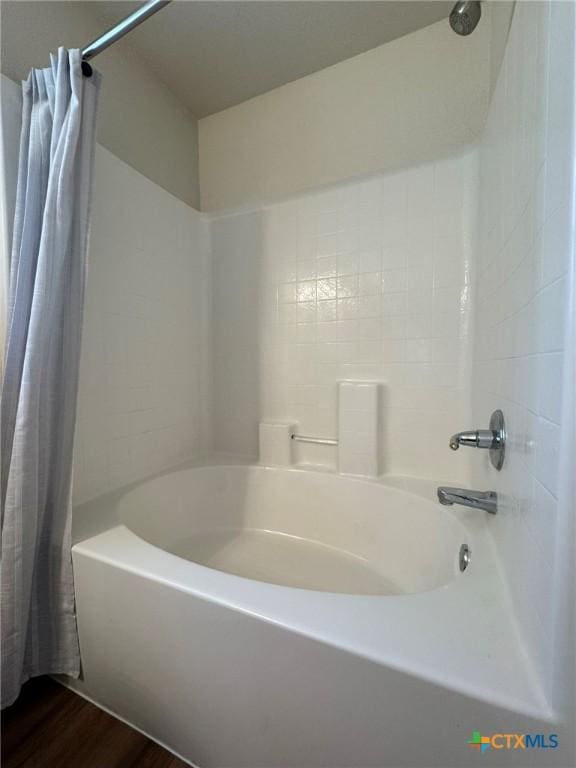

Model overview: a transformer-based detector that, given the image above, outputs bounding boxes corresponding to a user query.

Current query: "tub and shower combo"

[70,452,559,768]
[2,0,573,762]
[54,2,570,766]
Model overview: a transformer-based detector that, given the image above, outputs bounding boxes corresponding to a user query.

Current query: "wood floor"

[1,676,190,768]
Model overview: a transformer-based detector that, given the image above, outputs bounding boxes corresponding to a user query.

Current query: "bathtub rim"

[73,453,470,546]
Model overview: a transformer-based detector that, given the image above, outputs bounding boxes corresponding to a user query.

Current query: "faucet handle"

[449,430,497,451]
[448,410,506,471]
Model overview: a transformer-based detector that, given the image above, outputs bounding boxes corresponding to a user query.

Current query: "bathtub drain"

[459,544,471,572]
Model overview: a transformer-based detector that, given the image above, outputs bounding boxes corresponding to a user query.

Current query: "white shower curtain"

[1,49,100,708]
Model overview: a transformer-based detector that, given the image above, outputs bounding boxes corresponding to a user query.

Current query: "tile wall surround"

[73,146,212,505]
[209,0,575,712]
[471,0,573,703]
[68,0,574,721]
[211,150,478,482]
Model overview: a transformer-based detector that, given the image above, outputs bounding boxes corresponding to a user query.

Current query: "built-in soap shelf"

[338,381,381,477]
[259,381,382,478]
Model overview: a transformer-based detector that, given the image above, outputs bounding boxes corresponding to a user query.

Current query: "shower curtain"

[1,49,100,708]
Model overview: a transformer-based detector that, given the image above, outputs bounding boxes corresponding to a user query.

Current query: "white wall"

[73,146,211,505]
[471,0,575,716]
[199,15,491,212]
[0,0,200,208]
[211,150,477,482]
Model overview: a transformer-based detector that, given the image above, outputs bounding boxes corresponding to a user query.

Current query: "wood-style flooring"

[1,676,190,768]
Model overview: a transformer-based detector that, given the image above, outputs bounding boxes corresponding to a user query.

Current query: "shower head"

[449,1,482,36]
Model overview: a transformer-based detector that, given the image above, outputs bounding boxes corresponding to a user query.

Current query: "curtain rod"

[81,0,172,75]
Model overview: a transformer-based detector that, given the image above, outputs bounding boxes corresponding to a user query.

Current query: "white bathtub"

[70,462,556,768]
[118,464,468,596]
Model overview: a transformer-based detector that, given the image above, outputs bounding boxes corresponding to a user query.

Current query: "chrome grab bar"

[291,433,338,446]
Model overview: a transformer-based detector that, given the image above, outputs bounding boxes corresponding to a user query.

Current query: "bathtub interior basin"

[117,465,467,596]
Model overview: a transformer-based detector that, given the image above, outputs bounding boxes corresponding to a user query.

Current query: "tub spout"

[437,486,497,514]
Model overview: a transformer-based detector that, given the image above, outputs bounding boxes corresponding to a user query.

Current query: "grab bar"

[291,433,338,446]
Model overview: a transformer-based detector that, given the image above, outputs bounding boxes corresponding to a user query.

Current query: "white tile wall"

[73,146,211,505]
[210,152,477,481]
[472,0,574,698]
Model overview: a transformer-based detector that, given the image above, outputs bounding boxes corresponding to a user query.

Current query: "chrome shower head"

[449,1,482,36]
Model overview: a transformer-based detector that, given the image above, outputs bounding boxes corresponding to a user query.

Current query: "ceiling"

[85,1,454,117]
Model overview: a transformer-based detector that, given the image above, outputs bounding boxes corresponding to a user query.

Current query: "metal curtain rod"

[81,0,172,73]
